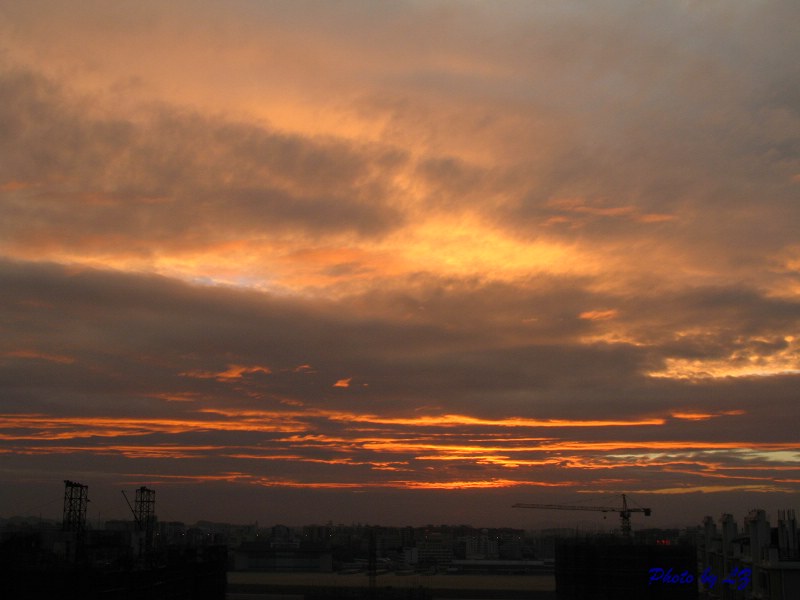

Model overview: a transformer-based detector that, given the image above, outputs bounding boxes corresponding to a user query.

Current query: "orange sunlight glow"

[5,202,610,295]
[383,213,600,282]
[3,403,798,494]
[669,409,747,421]
[649,338,800,379]
[329,413,665,428]
[197,408,666,429]
[243,477,576,490]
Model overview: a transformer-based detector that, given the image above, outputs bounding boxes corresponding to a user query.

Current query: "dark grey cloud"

[0,65,407,255]
[2,259,798,424]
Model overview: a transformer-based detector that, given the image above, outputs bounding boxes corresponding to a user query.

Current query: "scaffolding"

[135,486,156,533]
[62,480,89,534]
[123,486,156,553]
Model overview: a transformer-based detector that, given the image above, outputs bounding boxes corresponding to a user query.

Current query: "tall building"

[416,531,454,567]
[698,509,800,599]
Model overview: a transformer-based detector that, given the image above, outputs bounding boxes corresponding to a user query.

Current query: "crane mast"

[512,494,651,537]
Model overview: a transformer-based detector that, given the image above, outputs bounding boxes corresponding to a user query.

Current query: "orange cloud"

[399,479,526,490]
[539,440,800,452]
[671,410,746,421]
[579,309,619,321]
[201,408,664,430]
[386,214,600,283]
[333,378,352,388]
[1,350,75,364]
[149,392,201,403]
[6,444,222,459]
[180,364,272,381]
[648,338,800,380]
[328,413,665,428]
[546,199,676,226]
[671,412,715,421]
[0,413,307,440]
[242,477,575,490]
[0,181,34,192]
[620,484,794,495]
[547,198,636,218]
[636,213,676,223]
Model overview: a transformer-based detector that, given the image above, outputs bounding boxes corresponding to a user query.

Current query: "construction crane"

[512,494,651,537]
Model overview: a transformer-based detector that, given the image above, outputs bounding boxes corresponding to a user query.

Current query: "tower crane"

[512,494,651,537]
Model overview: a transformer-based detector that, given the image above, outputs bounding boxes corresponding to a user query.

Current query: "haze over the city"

[1,0,798,528]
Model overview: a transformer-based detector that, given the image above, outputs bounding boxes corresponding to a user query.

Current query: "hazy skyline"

[1,0,799,528]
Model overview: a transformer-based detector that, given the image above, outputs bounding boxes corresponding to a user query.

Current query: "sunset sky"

[1,0,799,529]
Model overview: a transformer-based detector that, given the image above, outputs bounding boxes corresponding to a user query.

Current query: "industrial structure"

[122,486,157,554]
[3,481,226,599]
[62,480,89,534]
[513,494,651,537]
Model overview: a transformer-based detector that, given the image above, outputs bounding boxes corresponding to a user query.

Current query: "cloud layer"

[1,0,799,526]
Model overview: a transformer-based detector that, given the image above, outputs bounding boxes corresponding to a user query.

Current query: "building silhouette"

[699,509,800,599]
